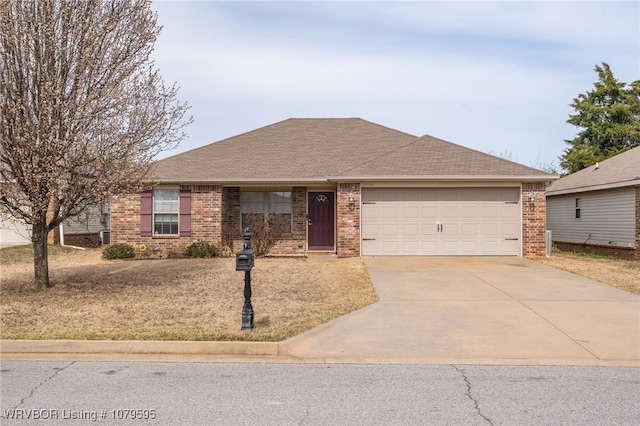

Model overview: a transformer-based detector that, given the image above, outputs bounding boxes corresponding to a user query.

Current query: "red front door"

[308,192,335,250]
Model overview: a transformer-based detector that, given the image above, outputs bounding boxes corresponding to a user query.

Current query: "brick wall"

[110,185,222,257]
[522,182,547,257]
[222,187,307,256]
[336,183,360,257]
[553,241,636,260]
[53,230,101,248]
[222,187,240,251]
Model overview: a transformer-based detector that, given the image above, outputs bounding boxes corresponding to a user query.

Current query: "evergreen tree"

[560,63,640,174]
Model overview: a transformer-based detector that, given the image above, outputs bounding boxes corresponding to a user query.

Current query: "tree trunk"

[32,219,51,290]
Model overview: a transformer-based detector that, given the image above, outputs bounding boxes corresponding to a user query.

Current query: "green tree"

[0,0,191,289]
[560,62,640,174]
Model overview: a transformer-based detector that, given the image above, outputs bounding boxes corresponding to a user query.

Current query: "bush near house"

[102,243,135,260]
[244,212,288,256]
[185,240,219,258]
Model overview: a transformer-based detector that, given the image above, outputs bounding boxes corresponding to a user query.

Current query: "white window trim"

[241,191,293,234]
[153,187,180,235]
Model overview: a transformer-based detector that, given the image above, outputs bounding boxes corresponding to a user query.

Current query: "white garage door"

[361,187,520,256]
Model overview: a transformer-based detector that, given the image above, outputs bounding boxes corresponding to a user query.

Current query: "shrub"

[244,212,287,256]
[102,243,136,260]
[185,240,219,258]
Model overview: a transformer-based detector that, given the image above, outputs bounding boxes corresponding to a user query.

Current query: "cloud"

[150,0,639,168]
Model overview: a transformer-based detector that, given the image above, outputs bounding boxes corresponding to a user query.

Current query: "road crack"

[453,365,493,425]
[1,361,76,416]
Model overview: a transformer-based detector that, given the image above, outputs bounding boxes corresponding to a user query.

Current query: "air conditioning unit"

[100,230,111,245]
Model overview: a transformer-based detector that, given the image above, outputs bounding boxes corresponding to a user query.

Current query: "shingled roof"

[153,118,553,184]
[546,146,640,195]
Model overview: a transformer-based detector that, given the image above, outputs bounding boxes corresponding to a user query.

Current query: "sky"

[149,0,639,171]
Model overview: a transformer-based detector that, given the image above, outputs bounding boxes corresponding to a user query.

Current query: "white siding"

[0,216,30,247]
[546,187,635,247]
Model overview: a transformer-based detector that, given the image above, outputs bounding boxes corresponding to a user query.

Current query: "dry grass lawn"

[2,246,638,342]
[535,250,640,296]
[0,246,377,341]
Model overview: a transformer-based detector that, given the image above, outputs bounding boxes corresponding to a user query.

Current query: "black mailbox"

[235,228,255,271]
[235,250,254,271]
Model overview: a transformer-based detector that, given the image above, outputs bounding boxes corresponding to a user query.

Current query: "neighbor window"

[154,189,179,234]
[241,191,292,233]
[575,198,581,219]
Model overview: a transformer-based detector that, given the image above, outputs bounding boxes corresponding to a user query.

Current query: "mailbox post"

[236,228,255,330]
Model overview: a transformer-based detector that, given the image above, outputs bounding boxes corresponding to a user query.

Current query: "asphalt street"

[1,361,639,425]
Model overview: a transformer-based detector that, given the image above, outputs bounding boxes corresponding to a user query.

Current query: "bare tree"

[0,0,192,289]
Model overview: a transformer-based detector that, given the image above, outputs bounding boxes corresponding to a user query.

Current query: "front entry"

[308,192,335,251]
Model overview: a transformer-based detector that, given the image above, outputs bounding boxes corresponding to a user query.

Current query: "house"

[53,203,111,248]
[546,146,640,260]
[110,118,555,258]
[0,215,30,248]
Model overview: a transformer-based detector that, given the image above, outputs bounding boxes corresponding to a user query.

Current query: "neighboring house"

[0,215,30,248]
[53,203,111,248]
[110,118,555,258]
[546,146,640,260]
[0,181,110,249]
[0,180,31,248]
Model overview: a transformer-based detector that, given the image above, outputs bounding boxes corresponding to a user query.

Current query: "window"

[575,198,581,219]
[241,191,292,233]
[154,189,179,234]
[140,189,190,237]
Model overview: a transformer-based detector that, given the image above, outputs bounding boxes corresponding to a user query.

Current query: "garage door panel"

[442,223,458,234]
[403,241,419,253]
[442,240,460,254]
[501,239,519,254]
[362,220,380,234]
[382,241,399,253]
[383,223,399,235]
[481,223,498,236]
[481,241,498,253]
[403,223,419,235]
[481,206,498,218]
[421,241,438,253]
[461,223,477,235]
[442,206,458,218]
[461,206,477,217]
[421,206,438,218]
[421,223,438,236]
[403,205,419,217]
[383,206,399,218]
[500,223,517,235]
[361,188,520,256]
[461,241,479,253]
[500,205,518,218]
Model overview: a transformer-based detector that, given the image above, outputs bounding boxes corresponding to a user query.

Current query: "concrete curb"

[0,340,279,356]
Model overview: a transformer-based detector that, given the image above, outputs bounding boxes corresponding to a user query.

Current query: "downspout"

[59,223,85,250]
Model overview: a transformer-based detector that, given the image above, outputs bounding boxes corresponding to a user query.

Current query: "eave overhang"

[546,178,640,196]
[327,175,558,183]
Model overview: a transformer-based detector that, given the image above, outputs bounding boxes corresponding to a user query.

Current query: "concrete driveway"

[280,257,640,366]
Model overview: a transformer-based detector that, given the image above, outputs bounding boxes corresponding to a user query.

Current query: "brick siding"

[336,183,360,257]
[110,185,222,257]
[111,181,556,259]
[522,182,547,257]
[553,241,636,260]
